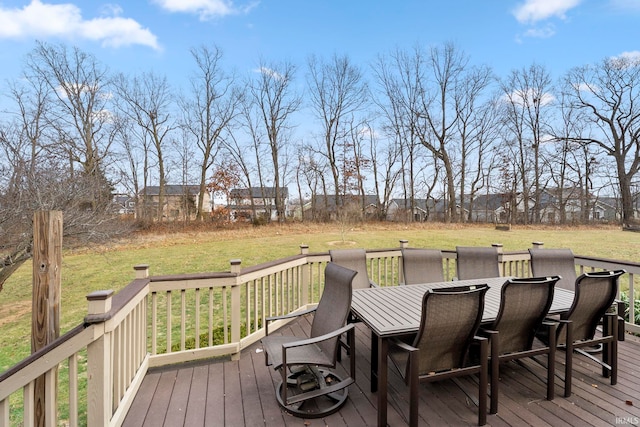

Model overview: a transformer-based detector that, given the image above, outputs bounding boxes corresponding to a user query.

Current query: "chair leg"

[547,322,557,401]
[487,331,499,415]
[408,350,419,427]
[479,339,488,426]
[565,323,574,397]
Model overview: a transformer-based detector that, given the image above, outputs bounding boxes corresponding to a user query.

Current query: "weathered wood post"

[31,210,62,426]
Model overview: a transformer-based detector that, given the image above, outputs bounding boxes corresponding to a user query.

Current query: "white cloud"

[522,24,556,39]
[153,0,258,21]
[513,0,582,24]
[0,0,160,50]
[254,66,284,80]
[615,51,640,61]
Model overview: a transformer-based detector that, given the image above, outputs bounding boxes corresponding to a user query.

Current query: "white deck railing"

[0,241,638,426]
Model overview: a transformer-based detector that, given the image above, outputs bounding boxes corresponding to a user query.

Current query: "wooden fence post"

[86,290,114,427]
[31,210,62,426]
[230,259,241,361]
[300,245,310,305]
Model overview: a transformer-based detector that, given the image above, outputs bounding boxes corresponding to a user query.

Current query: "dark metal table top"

[350,276,575,337]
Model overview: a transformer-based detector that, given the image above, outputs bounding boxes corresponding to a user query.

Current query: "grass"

[2,221,639,370]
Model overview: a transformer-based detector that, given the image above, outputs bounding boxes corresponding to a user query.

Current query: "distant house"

[228,187,289,221]
[112,194,136,216]
[387,198,435,222]
[138,185,211,221]
[467,193,511,223]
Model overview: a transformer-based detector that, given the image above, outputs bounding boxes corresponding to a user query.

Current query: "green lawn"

[1,222,638,371]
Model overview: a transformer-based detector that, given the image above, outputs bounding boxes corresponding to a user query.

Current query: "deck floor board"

[122,318,640,426]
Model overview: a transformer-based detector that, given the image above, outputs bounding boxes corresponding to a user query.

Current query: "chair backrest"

[455,246,500,280]
[559,269,626,344]
[401,248,444,285]
[412,284,489,375]
[311,262,358,357]
[329,248,372,290]
[529,248,577,291]
[490,276,560,354]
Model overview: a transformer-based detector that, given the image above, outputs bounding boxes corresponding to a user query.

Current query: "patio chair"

[329,248,377,359]
[455,246,500,280]
[479,275,561,414]
[528,248,577,291]
[329,248,378,289]
[388,284,493,426]
[537,269,626,397]
[261,262,358,418]
[400,248,445,285]
[530,247,626,343]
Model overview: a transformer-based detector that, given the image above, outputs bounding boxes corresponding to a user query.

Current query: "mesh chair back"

[401,248,445,285]
[559,269,625,344]
[529,248,577,291]
[310,262,357,357]
[412,284,489,375]
[455,246,500,280]
[329,248,372,290]
[491,276,560,354]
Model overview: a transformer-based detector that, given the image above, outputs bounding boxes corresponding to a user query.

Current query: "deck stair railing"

[0,241,638,426]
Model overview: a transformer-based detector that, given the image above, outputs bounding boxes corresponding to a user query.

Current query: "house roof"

[230,187,289,199]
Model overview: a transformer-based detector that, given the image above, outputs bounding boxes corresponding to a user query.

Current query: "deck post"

[31,210,62,427]
[300,245,310,305]
[399,239,409,249]
[230,259,242,361]
[86,289,115,427]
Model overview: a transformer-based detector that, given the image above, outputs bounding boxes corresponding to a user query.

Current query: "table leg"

[377,335,388,427]
[370,332,378,393]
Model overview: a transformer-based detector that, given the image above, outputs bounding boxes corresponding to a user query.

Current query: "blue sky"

[0,0,638,93]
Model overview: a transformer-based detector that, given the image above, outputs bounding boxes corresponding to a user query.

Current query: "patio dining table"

[350,276,576,427]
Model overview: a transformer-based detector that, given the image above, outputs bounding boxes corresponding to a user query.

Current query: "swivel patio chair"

[528,248,577,291]
[479,275,561,413]
[388,284,493,426]
[537,269,626,397]
[455,246,500,280]
[261,262,358,417]
[400,248,445,285]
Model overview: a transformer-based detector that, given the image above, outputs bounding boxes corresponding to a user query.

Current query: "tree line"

[1,40,640,264]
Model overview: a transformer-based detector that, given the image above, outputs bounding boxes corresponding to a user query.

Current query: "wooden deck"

[122,315,640,426]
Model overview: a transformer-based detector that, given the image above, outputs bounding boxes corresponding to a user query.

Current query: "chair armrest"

[282,323,355,350]
[388,337,418,353]
[369,279,379,288]
[265,307,317,335]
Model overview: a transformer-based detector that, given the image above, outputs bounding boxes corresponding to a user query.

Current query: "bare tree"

[249,60,301,222]
[561,56,640,226]
[413,42,470,222]
[307,53,368,208]
[500,63,554,223]
[113,71,176,221]
[454,65,495,222]
[180,45,240,221]
[25,41,115,207]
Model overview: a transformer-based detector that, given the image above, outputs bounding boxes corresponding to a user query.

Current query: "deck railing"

[0,241,638,426]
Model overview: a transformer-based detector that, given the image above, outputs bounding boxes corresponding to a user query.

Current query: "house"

[112,194,136,216]
[138,185,211,221]
[228,187,289,222]
[386,198,435,222]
